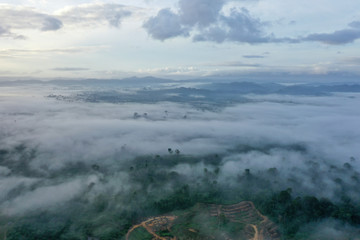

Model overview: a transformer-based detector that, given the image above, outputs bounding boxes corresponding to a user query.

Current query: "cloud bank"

[0,81,360,239]
[0,83,360,214]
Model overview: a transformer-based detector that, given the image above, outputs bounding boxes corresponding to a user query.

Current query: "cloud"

[302,20,360,45]
[341,57,360,65]
[348,21,360,29]
[0,3,134,39]
[51,67,89,71]
[138,66,198,74]
[0,25,24,39]
[207,61,261,67]
[41,16,63,31]
[0,25,9,35]
[296,219,360,239]
[143,0,285,44]
[220,8,268,43]
[242,55,265,59]
[143,0,360,46]
[0,81,360,218]
[56,3,133,28]
[303,29,360,45]
[1,176,98,215]
[194,8,271,43]
[0,46,106,58]
[0,5,63,38]
[178,0,224,27]
[143,8,189,40]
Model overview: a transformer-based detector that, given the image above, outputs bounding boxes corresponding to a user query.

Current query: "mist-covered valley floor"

[1,78,360,240]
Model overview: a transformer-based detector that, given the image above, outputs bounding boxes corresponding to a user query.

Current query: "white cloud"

[0,46,107,58]
[0,4,62,39]
[55,3,134,28]
[1,175,99,215]
[0,3,135,39]
[0,83,360,214]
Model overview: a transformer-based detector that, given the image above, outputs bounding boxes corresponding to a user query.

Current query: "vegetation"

[256,189,360,238]
[1,144,360,239]
[127,227,152,240]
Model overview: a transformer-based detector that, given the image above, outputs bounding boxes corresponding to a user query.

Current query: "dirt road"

[126,216,177,240]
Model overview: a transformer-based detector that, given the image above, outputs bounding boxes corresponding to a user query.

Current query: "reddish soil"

[207,201,281,240]
[126,201,280,240]
[126,216,177,240]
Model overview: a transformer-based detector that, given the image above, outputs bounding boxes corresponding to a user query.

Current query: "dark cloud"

[194,8,270,43]
[348,21,360,29]
[303,29,360,45]
[178,0,224,27]
[41,17,63,31]
[143,8,189,40]
[143,0,290,44]
[143,0,360,46]
[0,25,23,39]
[192,25,227,43]
[343,57,360,64]
[0,25,8,35]
[221,9,268,42]
[302,20,360,45]
[242,55,265,58]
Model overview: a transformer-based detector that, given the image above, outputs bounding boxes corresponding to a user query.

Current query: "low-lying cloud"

[0,81,359,240]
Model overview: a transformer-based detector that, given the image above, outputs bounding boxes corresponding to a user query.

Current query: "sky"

[1,0,360,80]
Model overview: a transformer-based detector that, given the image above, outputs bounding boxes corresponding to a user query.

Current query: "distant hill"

[205,82,360,95]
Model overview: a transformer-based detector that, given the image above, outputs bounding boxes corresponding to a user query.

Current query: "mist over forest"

[1,78,360,239]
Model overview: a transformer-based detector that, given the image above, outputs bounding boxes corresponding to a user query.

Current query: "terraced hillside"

[126,201,281,240]
[208,201,281,240]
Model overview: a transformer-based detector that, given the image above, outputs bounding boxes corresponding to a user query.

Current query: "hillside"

[126,201,280,240]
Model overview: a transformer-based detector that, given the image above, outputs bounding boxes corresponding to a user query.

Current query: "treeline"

[256,188,360,239]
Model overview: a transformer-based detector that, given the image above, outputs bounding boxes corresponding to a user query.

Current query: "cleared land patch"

[126,201,280,240]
